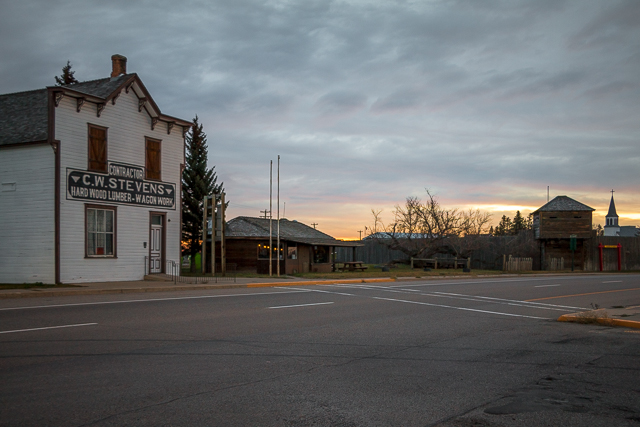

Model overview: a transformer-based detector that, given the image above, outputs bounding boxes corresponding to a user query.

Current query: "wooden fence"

[336,235,537,270]
[503,256,532,271]
[547,257,564,271]
[583,236,640,271]
[336,235,640,271]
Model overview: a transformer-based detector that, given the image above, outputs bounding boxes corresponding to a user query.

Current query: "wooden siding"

[540,239,587,270]
[55,90,183,283]
[0,144,55,283]
[538,211,592,239]
[584,236,640,271]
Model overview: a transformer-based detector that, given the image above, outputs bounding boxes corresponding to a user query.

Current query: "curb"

[0,284,249,299]
[557,309,640,329]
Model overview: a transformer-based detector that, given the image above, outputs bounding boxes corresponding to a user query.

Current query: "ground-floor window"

[257,243,283,260]
[86,205,116,257]
[287,244,297,260]
[313,246,329,263]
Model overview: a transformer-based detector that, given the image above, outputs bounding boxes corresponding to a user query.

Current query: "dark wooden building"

[532,196,594,270]
[224,217,362,274]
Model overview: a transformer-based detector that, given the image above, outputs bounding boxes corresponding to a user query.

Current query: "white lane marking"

[423,292,571,312]
[0,289,306,311]
[325,284,582,312]
[286,287,355,296]
[431,292,585,310]
[295,286,550,318]
[535,284,561,288]
[0,323,97,334]
[268,302,334,309]
[603,281,622,283]
[371,297,547,319]
[386,275,631,289]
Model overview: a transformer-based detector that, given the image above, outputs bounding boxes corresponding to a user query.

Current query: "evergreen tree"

[512,210,525,234]
[55,60,79,85]
[525,213,534,230]
[182,116,223,272]
[494,215,513,236]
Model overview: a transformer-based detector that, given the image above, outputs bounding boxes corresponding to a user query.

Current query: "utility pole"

[212,195,216,277]
[311,223,318,229]
[358,230,363,240]
[260,209,270,219]
[269,160,273,277]
[277,155,281,277]
[202,196,208,275]
[221,192,226,276]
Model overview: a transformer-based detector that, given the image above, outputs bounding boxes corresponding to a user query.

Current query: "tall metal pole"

[212,194,216,277]
[269,160,273,277]
[277,155,280,277]
[202,197,208,274]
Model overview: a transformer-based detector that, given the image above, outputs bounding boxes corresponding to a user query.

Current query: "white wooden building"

[0,55,191,284]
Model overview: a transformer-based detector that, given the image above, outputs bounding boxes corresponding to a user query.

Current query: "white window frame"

[86,205,117,258]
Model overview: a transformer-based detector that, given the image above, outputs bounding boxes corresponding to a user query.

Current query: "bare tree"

[371,191,461,259]
[447,209,492,258]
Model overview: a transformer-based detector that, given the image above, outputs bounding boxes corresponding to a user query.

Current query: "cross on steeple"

[611,189,615,196]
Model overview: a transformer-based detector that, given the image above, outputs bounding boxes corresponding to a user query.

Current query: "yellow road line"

[527,287,640,301]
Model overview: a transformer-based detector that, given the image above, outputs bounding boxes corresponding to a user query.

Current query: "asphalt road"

[1,274,639,426]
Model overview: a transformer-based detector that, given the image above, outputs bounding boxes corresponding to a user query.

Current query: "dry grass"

[573,309,616,326]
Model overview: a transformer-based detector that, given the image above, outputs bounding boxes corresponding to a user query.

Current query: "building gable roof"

[533,196,595,213]
[0,89,49,146]
[1,73,190,147]
[226,216,362,247]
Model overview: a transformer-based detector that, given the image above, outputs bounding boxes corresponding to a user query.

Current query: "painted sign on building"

[66,162,176,209]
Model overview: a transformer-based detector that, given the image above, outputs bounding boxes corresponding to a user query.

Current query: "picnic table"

[334,261,368,272]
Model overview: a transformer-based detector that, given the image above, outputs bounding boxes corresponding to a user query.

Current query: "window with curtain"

[86,206,116,257]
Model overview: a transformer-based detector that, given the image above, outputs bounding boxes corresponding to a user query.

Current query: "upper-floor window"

[146,137,161,180]
[88,125,107,172]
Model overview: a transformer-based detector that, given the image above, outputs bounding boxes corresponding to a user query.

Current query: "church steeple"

[604,190,620,236]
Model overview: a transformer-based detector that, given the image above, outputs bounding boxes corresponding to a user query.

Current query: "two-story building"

[532,195,594,270]
[0,55,191,284]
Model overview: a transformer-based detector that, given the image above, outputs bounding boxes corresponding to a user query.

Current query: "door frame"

[148,211,166,274]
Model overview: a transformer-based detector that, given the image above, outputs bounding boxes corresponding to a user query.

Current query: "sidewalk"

[0,275,396,299]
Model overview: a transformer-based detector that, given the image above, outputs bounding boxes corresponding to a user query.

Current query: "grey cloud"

[313,91,367,116]
[569,0,640,50]
[2,0,640,233]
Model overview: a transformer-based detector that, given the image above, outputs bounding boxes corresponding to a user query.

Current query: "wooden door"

[150,215,163,273]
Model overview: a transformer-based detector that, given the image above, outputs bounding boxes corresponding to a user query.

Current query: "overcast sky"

[1,0,638,238]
